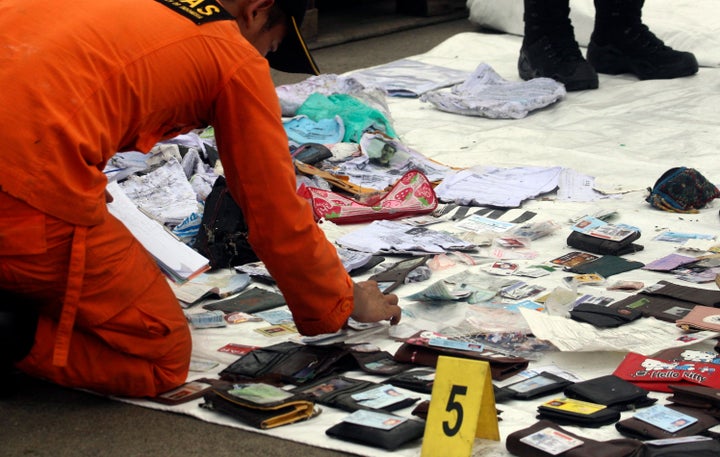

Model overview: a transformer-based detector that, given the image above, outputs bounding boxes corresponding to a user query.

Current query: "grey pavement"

[1,6,482,457]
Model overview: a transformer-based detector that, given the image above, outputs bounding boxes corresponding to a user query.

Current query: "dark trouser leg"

[0,291,38,395]
[588,0,698,79]
[519,0,598,91]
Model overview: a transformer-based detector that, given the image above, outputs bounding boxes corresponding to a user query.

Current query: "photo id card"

[633,405,698,433]
[519,427,584,455]
[342,409,408,430]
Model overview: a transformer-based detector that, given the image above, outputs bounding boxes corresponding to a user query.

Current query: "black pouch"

[326,414,425,451]
[495,372,574,402]
[294,375,420,413]
[563,374,657,411]
[570,302,643,328]
[195,176,259,269]
[200,382,317,429]
[567,230,643,256]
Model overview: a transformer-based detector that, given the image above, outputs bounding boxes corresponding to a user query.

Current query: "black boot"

[0,290,39,391]
[587,0,698,80]
[518,0,598,91]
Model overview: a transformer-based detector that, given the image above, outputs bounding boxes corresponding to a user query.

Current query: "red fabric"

[302,170,438,224]
[613,352,720,393]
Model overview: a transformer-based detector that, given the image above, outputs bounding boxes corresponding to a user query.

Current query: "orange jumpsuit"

[0,0,354,397]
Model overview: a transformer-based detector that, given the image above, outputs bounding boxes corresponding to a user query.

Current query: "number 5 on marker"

[421,356,500,457]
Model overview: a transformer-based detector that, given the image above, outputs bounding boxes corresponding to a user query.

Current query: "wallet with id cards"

[567,229,643,256]
[536,397,621,427]
[393,331,529,381]
[325,409,425,451]
[293,375,420,413]
[200,382,318,429]
[494,372,574,403]
[505,419,642,457]
[615,404,719,440]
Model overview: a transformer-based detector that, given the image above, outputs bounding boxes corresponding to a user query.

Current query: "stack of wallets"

[615,404,719,440]
[566,227,643,256]
[393,331,529,381]
[505,419,642,457]
[494,372,574,403]
[667,384,720,418]
[536,397,621,427]
[608,280,720,323]
[292,375,420,413]
[562,374,657,411]
[325,409,425,451]
[200,382,318,429]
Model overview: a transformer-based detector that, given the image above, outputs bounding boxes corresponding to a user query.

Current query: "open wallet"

[218,341,410,386]
[393,331,529,381]
[292,375,420,413]
[200,382,318,429]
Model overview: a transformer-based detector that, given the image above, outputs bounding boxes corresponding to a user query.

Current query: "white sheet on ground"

[118,7,720,456]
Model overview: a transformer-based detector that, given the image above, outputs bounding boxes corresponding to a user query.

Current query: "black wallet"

[570,302,643,328]
[563,374,657,411]
[495,372,574,403]
[567,230,644,256]
[384,367,436,394]
[326,414,425,451]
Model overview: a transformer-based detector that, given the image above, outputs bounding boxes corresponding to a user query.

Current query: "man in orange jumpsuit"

[0,0,401,397]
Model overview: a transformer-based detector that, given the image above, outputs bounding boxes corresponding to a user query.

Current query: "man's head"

[228,0,319,75]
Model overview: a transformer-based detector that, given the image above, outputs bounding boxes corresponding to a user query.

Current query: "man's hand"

[351,280,401,325]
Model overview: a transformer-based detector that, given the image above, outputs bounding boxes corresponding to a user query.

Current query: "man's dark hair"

[263,4,286,30]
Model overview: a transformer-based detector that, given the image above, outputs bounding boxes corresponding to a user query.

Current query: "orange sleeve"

[211,57,354,335]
